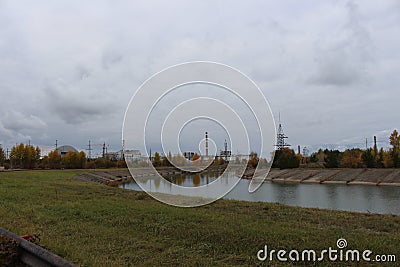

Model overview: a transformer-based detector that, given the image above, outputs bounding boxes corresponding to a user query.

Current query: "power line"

[87,141,109,159]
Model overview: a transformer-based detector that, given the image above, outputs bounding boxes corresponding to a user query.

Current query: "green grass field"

[0,170,399,266]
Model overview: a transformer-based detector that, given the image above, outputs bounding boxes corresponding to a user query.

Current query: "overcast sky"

[0,0,399,156]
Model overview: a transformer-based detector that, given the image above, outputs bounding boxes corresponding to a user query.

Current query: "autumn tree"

[383,150,394,168]
[389,130,400,167]
[192,152,200,161]
[212,156,225,165]
[9,144,41,169]
[161,151,172,166]
[92,157,106,168]
[362,148,376,168]
[213,156,221,165]
[273,148,300,169]
[341,148,363,168]
[376,148,385,168]
[0,146,5,166]
[9,144,24,168]
[62,151,87,169]
[162,156,171,167]
[191,152,201,167]
[153,152,161,167]
[247,152,259,168]
[77,151,87,168]
[324,149,341,168]
[48,150,62,169]
[310,153,319,163]
[390,130,400,150]
[63,151,75,168]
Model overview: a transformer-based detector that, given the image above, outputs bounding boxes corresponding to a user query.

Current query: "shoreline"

[244,168,400,187]
[72,167,400,188]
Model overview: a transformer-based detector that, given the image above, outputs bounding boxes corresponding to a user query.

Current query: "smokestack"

[205,132,208,157]
[374,136,377,148]
[298,145,301,155]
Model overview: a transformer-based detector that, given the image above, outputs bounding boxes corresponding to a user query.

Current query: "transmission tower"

[87,140,93,159]
[275,114,290,150]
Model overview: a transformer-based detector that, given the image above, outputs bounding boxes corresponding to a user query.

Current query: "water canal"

[120,172,400,215]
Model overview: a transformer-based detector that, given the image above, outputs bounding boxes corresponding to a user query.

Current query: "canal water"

[120,172,400,215]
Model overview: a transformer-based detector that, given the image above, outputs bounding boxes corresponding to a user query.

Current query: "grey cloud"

[74,65,92,81]
[102,50,123,70]
[0,115,39,146]
[2,111,46,132]
[0,0,398,152]
[44,83,116,124]
[309,0,373,86]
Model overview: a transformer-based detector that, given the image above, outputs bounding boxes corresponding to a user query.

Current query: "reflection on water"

[120,172,400,215]
[161,171,222,187]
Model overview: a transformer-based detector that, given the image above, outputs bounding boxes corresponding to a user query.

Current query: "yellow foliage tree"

[9,143,40,169]
[48,150,62,169]
[192,153,200,161]
[340,149,363,168]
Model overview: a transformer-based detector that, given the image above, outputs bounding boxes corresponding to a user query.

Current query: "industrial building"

[56,145,78,156]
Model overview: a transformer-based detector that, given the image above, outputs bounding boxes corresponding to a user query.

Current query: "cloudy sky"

[0,0,399,156]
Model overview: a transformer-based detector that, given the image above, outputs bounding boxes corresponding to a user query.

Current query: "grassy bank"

[0,170,399,266]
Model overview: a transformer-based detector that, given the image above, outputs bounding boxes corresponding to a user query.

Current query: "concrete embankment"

[246,168,400,186]
[75,168,189,186]
[75,170,133,186]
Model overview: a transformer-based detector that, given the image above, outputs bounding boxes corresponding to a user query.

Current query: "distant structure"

[124,150,142,161]
[275,114,290,150]
[56,145,78,156]
[205,132,209,157]
[105,151,122,161]
[87,140,92,159]
[102,142,107,159]
[87,141,109,159]
[183,151,195,160]
[121,139,125,161]
[220,139,232,161]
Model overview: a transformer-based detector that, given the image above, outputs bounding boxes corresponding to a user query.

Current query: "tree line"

[0,143,126,169]
[305,129,400,169]
[229,129,400,170]
[0,130,398,170]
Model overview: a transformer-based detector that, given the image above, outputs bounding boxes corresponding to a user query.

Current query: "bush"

[324,149,341,168]
[272,148,300,169]
[362,148,376,168]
